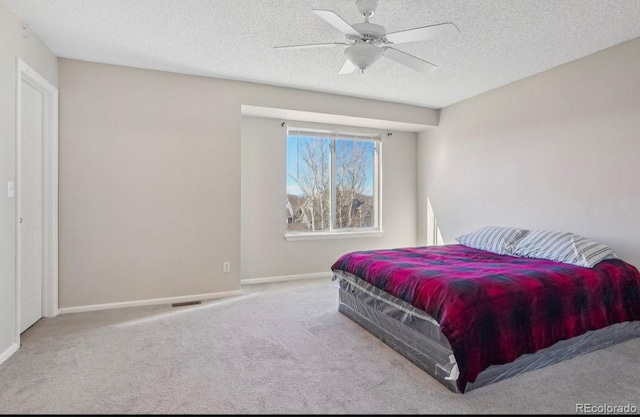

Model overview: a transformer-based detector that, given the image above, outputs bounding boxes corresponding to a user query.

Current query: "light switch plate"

[7,181,14,198]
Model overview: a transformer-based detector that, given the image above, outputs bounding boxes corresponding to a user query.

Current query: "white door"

[19,79,44,333]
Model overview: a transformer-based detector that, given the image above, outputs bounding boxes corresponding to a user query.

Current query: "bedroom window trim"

[285,123,383,240]
[285,230,384,241]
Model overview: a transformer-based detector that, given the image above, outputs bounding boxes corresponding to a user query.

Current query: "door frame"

[15,59,58,341]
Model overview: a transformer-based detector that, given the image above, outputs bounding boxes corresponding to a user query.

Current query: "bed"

[330,228,640,393]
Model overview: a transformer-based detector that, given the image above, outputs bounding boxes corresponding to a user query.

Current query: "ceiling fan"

[274,0,459,74]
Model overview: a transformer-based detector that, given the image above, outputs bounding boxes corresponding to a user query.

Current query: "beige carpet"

[1,277,638,414]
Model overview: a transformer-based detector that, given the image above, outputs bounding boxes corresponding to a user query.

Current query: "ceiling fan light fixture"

[344,43,383,72]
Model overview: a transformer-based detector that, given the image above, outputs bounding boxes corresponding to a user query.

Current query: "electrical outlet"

[223,262,231,273]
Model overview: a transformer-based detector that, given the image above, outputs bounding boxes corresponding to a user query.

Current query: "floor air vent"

[171,301,201,307]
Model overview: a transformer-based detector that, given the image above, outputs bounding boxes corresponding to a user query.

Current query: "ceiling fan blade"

[312,9,361,37]
[385,22,459,44]
[338,60,357,74]
[383,47,438,73]
[274,42,348,50]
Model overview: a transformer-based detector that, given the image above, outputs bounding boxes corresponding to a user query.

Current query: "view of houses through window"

[286,127,381,233]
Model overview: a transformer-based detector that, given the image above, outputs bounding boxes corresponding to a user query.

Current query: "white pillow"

[456,226,529,255]
[509,229,618,268]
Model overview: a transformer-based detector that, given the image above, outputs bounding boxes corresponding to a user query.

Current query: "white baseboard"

[58,289,243,314]
[241,272,332,285]
[0,343,19,366]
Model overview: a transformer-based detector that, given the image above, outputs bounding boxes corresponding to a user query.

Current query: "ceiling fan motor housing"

[351,22,386,41]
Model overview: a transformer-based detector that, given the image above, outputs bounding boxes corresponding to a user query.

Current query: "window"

[286,126,381,236]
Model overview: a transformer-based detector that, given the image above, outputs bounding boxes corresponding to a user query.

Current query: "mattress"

[335,270,640,393]
[331,244,640,393]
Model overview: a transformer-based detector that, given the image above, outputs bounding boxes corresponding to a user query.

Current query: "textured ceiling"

[6,0,640,109]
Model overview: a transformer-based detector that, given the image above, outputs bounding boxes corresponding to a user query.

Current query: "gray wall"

[58,59,436,308]
[0,2,58,358]
[241,116,417,280]
[418,37,640,268]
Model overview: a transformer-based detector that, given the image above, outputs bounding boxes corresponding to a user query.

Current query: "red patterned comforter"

[331,244,640,393]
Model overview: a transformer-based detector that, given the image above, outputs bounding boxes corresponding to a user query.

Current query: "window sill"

[285,230,384,241]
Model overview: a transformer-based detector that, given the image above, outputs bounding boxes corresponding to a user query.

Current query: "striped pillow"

[509,230,618,268]
[456,226,529,255]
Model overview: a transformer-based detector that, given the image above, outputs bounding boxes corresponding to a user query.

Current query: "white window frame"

[285,122,383,241]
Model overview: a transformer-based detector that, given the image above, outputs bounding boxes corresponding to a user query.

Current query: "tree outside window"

[286,128,380,234]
